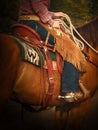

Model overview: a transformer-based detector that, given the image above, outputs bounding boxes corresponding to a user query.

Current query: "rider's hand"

[53,12,65,19]
[48,19,60,29]
[52,21,60,29]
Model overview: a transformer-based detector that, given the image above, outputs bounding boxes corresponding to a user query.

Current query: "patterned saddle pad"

[14,36,56,68]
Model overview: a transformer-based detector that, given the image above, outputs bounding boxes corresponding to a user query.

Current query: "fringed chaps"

[55,34,86,72]
[39,22,86,72]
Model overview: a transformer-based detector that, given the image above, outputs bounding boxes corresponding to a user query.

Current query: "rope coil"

[54,13,98,54]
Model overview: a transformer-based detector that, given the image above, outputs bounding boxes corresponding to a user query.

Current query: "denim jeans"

[19,20,79,93]
[61,61,79,92]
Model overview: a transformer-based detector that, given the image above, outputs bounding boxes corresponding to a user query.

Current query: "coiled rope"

[55,13,98,54]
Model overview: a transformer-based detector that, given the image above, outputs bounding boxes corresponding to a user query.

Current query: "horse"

[0,17,98,130]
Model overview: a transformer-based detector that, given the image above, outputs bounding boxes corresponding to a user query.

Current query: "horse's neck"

[76,21,98,67]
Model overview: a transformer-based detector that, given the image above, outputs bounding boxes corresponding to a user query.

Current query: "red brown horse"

[0,17,98,130]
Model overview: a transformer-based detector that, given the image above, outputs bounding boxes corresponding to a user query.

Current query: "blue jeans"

[19,20,79,93]
[61,61,79,92]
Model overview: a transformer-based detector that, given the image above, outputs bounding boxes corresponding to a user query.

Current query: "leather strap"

[19,14,40,21]
[56,53,63,74]
[43,46,54,105]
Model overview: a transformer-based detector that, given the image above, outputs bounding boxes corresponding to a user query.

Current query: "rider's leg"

[60,60,83,102]
[61,60,79,92]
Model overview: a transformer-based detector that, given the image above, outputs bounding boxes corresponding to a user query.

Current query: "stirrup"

[58,91,84,103]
